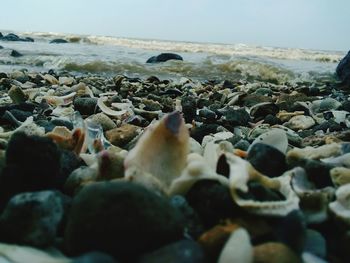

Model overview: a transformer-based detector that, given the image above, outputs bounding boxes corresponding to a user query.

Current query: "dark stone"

[222,108,251,126]
[304,229,327,259]
[247,143,287,178]
[222,80,235,90]
[24,37,34,42]
[199,108,216,121]
[64,181,185,260]
[8,109,32,122]
[72,251,118,263]
[0,132,62,211]
[0,190,70,247]
[336,50,350,87]
[312,120,343,133]
[0,72,7,79]
[181,96,197,123]
[50,39,69,44]
[170,195,204,239]
[125,114,149,127]
[190,123,219,144]
[197,98,211,109]
[0,32,2,37]
[0,102,36,116]
[233,140,250,151]
[2,33,20,41]
[146,53,183,63]
[341,100,350,112]
[0,45,3,49]
[274,210,306,255]
[10,50,23,57]
[139,240,206,263]
[237,181,286,202]
[185,180,241,227]
[73,97,98,115]
[264,114,281,125]
[59,150,84,186]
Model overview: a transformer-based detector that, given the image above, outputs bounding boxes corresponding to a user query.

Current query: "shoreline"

[0,67,349,262]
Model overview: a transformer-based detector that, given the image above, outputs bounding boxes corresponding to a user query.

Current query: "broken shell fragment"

[330,167,350,187]
[329,184,350,226]
[124,111,189,188]
[97,96,129,118]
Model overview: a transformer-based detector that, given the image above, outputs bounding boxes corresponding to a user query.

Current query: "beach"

[0,30,349,262]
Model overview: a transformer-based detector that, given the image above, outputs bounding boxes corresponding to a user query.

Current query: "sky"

[0,0,349,51]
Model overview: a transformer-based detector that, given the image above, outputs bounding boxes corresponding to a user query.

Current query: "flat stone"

[105,124,139,147]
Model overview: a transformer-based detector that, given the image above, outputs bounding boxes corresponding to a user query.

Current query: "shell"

[287,143,342,163]
[330,167,350,187]
[329,184,350,225]
[168,153,229,196]
[0,116,45,139]
[124,111,189,188]
[276,110,305,122]
[97,97,129,118]
[322,153,350,168]
[248,128,288,154]
[290,167,335,223]
[228,153,299,216]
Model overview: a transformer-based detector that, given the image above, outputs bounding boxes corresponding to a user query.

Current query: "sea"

[0,29,346,84]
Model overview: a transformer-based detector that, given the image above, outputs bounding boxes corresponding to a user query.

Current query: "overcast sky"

[0,0,349,51]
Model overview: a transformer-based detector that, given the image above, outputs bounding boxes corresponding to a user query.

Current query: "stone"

[146,53,183,63]
[139,240,206,263]
[253,242,302,263]
[50,38,68,44]
[284,115,316,131]
[105,124,139,147]
[247,143,287,178]
[185,180,240,227]
[10,50,23,57]
[0,132,62,211]
[73,97,98,115]
[0,190,70,247]
[198,223,239,262]
[222,108,251,126]
[199,108,216,121]
[304,229,327,259]
[64,181,185,260]
[72,251,118,263]
[181,96,197,123]
[170,195,204,239]
[336,50,350,87]
[89,113,117,131]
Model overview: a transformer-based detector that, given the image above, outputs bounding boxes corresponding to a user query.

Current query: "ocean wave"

[19,31,344,63]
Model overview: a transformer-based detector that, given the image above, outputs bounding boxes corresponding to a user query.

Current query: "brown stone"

[253,242,302,263]
[105,124,140,147]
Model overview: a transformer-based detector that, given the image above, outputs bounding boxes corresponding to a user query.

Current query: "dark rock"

[2,33,20,41]
[10,50,23,57]
[139,239,206,263]
[247,143,287,178]
[24,37,34,42]
[222,108,251,126]
[0,102,36,116]
[250,103,279,120]
[50,39,69,44]
[125,114,149,127]
[8,109,32,122]
[190,123,219,144]
[64,181,185,260]
[341,100,350,112]
[72,251,118,263]
[0,32,2,37]
[234,139,250,151]
[304,229,327,259]
[59,150,84,186]
[185,180,241,227]
[181,96,197,123]
[264,114,281,125]
[0,72,7,79]
[336,50,350,87]
[273,210,306,254]
[0,132,62,211]
[170,195,204,239]
[199,108,216,121]
[312,120,343,133]
[146,53,183,63]
[222,80,235,90]
[0,190,70,247]
[51,118,74,130]
[197,98,211,109]
[73,97,98,115]
[0,45,3,49]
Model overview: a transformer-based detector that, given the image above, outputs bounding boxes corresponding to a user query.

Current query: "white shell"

[329,184,350,225]
[248,128,288,154]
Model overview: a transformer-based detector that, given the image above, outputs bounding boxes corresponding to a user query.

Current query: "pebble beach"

[0,31,350,263]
